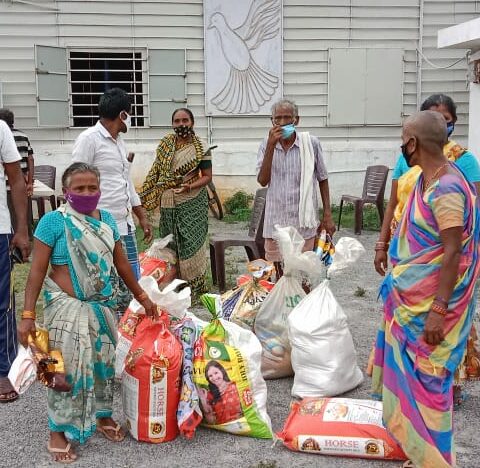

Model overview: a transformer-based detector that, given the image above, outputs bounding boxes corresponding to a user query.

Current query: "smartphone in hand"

[10,247,24,265]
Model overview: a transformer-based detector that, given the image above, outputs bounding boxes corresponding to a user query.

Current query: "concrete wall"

[34,139,397,204]
[1,0,479,204]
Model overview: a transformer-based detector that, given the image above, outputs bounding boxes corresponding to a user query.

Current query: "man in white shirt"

[72,88,152,315]
[0,119,30,403]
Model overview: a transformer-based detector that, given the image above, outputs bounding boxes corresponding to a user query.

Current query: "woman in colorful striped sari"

[17,163,157,463]
[372,111,480,467]
[373,94,480,405]
[140,108,213,296]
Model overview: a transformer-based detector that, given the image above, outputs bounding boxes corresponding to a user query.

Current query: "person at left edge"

[72,88,152,317]
[0,119,30,403]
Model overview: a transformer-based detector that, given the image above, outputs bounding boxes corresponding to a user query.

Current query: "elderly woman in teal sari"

[18,163,157,464]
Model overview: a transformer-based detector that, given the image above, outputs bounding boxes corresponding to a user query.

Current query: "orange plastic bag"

[278,398,406,460]
[122,313,183,443]
[139,235,177,288]
[115,299,147,379]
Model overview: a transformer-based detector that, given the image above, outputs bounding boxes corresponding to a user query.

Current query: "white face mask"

[121,112,131,132]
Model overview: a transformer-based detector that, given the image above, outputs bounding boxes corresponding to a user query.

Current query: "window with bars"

[35,45,186,127]
[69,50,146,127]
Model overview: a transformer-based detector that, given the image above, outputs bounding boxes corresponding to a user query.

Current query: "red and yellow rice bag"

[278,397,406,460]
[122,313,183,443]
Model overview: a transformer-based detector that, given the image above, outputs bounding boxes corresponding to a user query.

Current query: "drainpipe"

[416,0,424,110]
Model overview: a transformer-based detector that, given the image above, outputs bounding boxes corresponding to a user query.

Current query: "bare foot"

[48,431,77,464]
[97,417,125,442]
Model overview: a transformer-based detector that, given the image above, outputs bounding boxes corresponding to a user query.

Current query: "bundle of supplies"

[192,294,272,438]
[314,230,335,267]
[278,397,406,460]
[139,234,177,288]
[116,276,190,379]
[220,259,274,330]
[8,345,36,394]
[254,226,322,379]
[9,326,71,393]
[288,237,365,398]
[122,311,183,443]
[171,314,203,439]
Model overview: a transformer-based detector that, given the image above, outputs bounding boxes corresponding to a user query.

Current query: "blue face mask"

[446,122,455,138]
[281,123,296,139]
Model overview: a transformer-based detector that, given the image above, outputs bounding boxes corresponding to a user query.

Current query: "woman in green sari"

[140,108,213,296]
[18,163,157,463]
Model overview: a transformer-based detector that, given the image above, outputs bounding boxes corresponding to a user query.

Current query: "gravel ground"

[2,220,479,468]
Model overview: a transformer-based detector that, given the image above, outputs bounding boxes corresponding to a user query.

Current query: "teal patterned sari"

[43,205,118,443]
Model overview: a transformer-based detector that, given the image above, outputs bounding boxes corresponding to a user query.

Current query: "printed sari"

[43,205,118,443]
[392,140,480,385]
[140,133,211,296]
[372,169,480,467]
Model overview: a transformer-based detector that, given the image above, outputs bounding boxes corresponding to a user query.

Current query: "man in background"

[0,119,30,403]
[72,88,152,316]
[0,109,34,196]
[257,98,335,278]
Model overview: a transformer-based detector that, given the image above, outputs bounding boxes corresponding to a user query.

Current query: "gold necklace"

[423,162,450,191]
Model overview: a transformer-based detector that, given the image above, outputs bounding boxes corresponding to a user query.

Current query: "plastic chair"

[337,165,389,235]
[31,165,57,218]
[209,188,267,292]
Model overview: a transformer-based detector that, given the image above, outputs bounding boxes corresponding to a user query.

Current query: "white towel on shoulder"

[298,131,317,229]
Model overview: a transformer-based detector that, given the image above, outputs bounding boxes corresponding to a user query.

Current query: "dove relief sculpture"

[206,0,281,114]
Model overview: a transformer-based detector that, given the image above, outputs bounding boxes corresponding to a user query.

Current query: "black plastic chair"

[338,165,389,235]
[31,165,57,218]
[209,188,267,292]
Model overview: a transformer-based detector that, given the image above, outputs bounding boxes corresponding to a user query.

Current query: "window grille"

[69,50,147,127]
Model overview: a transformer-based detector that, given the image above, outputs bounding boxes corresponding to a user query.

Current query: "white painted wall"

[1,0,479,205]
[34,138,398,204]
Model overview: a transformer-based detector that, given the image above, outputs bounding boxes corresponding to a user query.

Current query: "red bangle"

[431,302,448,316]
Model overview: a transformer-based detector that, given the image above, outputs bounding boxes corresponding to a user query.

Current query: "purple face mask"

[65,191,101,215]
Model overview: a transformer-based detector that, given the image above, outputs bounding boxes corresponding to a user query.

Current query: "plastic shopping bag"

[288,280,363,398]
[255,226,322,379]
[8,345,36,394]
[171,316,203,439]
[193,294,272,438]
[278,397,406,460]
[122,312,183,443]
[220,260,274,331]
[139,234,177,288]
[116,276,191,379]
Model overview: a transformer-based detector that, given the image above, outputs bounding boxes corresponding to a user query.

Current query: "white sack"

[288,280,363,398]
[254,226,322,379]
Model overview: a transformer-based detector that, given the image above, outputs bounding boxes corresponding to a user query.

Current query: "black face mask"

[401,139,415,167]
[173,125,193,138]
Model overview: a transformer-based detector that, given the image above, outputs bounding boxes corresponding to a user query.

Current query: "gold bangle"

[21,310,36,320]
[375,241,389,251]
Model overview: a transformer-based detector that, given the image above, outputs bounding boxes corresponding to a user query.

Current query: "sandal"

[402,461,415,468]
[96,421,125,442]
[47,442,77,464]
[0,377,18,403]
[454,390,469,409]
